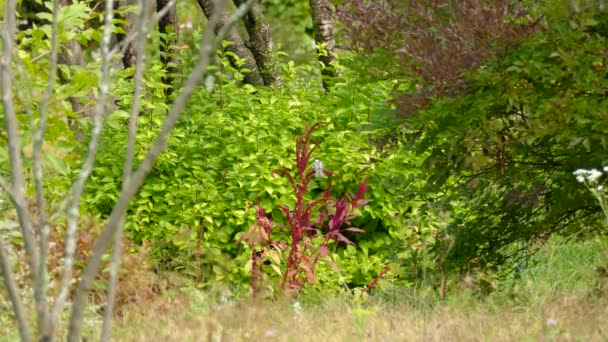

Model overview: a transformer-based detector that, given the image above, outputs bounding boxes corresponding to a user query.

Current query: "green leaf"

[44,153,68,176]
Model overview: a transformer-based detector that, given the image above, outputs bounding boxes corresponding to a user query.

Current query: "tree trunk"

[116,0,138,69]
[309,0,336,91]
[196,0,264,86]
[233,0,280,87]
[157,0,180,96]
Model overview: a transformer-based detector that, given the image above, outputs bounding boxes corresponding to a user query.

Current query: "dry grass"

[110,236,608,341]
[110,289,608,341]
[2,237,607,341]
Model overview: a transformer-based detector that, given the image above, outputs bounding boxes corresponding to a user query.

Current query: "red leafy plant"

[335,0,541,116]
[237,122,369,297]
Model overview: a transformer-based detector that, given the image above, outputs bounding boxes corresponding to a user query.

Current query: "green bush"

[83,49,426,291]
[399,4,608,276]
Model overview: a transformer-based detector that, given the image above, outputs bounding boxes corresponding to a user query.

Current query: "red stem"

[366,266,390,293]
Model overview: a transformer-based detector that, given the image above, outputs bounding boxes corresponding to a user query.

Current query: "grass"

[111,236,608,341]
[2,236,607,341]
[111,290,608,341]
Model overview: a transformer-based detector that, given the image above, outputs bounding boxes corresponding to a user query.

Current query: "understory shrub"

[82,50,426,292]
[334,0,608,291]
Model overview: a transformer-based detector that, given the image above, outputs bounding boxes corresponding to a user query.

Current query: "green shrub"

[398,4,608,275]
[83,50,425,291]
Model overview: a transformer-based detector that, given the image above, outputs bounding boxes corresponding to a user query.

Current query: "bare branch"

[116,0,139,69]
[67,1,257,340]
[51,0,117,326]
[0,240,32,342]
[101,0,149,340]
[0,176,22,210]
[33,1,61,337]
[0,0,39,290]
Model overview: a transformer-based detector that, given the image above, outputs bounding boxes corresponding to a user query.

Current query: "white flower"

[588,169,603,182]
[604,165,608,172]
[179,21,193,30]
[573,168,604,183]
[293,301,302,316]
[313,158,324,178]
[546,318,558,327]
[573,169,587,176]
[598,185,604,191]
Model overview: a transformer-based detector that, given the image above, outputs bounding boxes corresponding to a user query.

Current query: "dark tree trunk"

[115,0,137,69]
[309,0,336,91]
[196,0,264,87]
[157,0,180,96]
[233,0,280,87]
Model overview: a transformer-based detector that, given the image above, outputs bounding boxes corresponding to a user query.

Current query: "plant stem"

[101,0,149,339]
[0,240,32,342]
[33,0,60,337]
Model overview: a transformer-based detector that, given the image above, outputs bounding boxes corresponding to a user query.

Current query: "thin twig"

[0,0,39,300]
[100,0,149,340]
[114,0,178,57]
[30,50,51,63]
[67,1,256,340]
[33,0,60,337]
[51,0,117,326]
[0,240,32,342]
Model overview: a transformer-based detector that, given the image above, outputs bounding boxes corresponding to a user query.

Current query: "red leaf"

[300,255,311,263]
[319,244,329,257]
[335,233,353,244]
[353,178,368,202]
[354,199,371,208]
[326,259,339,272]
[306,270,316,284]
[279,241,288,250]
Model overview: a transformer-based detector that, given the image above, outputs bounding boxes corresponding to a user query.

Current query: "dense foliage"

[2,0,608,304]
[337,0,608,276]
[78,45,424,293]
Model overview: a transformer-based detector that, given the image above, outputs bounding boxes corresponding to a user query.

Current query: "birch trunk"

[309,0,336,91]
